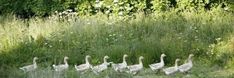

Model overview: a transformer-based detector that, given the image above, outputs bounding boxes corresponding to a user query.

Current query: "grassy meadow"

[1,9,234,78]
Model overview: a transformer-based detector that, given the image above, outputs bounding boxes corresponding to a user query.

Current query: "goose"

[163,59,180,75]
[75,55,92,74]
[178,54,194,73]
[149,54,166,71]
[111,54,128,72]
[92,56,111,75]
[126,56,144,75]
[52,56,69,71]
[20,57,38,73]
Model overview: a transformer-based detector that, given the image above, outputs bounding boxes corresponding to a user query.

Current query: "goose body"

[53,56,69,71]
[75,55,92,73]
[112,54,128,72]
[178,54,194,73]
[163,59,180,75]
[20,57,38,72]
[149,54,166,71]
[127,56,144,75]
[92,56,110,75]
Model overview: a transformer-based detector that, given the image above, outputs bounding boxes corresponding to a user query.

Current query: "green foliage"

[151,0,171,12]
[208,37,234,68]
[0,0,232,18]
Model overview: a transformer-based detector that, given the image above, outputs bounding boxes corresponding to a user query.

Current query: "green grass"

[1,10,234,78]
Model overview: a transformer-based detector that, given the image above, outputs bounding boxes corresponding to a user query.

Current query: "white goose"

[149,54,166,71]
[75,55,92,73]
[163,59,180,75]
[112,54,128,72]
[20,57,38,73]
[127,56,144,75]
[178,54,194,73]
[52,56,69,71]
[92,56,111,75]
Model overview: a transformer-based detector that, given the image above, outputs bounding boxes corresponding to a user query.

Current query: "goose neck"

[188,58,192,63]
[123,57,126,63]
[33,59,37,65]
[64,59,68,64]
[175,61,178,67]
[104,58,107,63]
[160,56,164,63]
[139,58,143,65]
[85,57,89,64]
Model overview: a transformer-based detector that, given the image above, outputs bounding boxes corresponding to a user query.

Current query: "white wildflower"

[49,45,53,48]
[114,0,118,3]
[224,7,229,11]
[118,11,123,16]
[67,9,72,12]
[216,38,221,41]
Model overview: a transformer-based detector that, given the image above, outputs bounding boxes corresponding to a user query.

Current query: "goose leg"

[133,72,137,75]
[93,70,99,75]
[32,71,36,78]
[119,69,123,72]
[184,71,192,76]
[125,70,131,74]
[81,70,88,74]
[153,69,158,74]
[80,71,85,74]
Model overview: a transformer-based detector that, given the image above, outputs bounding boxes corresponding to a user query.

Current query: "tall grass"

[0,10,234,77]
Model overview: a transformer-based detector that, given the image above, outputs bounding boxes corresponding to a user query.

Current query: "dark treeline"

[0,0,231,18]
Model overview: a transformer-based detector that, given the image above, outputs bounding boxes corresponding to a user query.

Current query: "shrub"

[208,37,234,68]
[0,0,231,18]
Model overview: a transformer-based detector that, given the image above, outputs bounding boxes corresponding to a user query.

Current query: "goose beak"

[140,56,144,59]
[105,56,110,59]
[65,57,69,59]
[34,57,38,60]
[190,54,194,57]
[177,59,180,61]
[162,54,166,57]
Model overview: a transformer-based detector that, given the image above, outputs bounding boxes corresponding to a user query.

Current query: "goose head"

[103,55,109,62]
[139,56,144,60]
[64,56,69,60]
[123,54,128,58]
[64,56,69,64]
[161,54,166,58]
[85,55,91,64]
[189,54,194,58]
[33,57,38,61]
[139,56,144,64]
[188,54,194,62]
[104,56,109,59]
[33,57,38,64]
[123,54,128,61]
[175,59,180,67]
[160,54,166,63]
[86,55,91,59]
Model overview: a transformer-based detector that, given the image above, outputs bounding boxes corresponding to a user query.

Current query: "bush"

[0,0,231,18]
[208,37,234,68]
